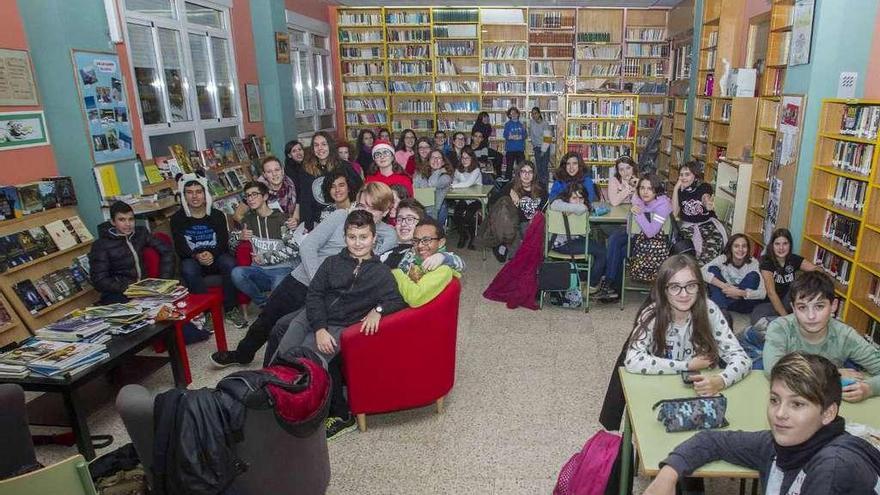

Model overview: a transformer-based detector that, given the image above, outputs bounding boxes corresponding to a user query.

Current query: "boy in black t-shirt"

[750,227,817,324]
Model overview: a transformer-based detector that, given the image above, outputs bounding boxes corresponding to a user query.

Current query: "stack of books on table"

[0,363,28,379]
[36,316,111,344]
[123,278,184,298]
[0,338,108,377]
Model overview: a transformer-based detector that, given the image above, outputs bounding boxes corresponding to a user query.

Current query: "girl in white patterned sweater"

[625,254,751,396]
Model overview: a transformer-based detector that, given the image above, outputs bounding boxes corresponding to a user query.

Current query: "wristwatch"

[374,305,383,314]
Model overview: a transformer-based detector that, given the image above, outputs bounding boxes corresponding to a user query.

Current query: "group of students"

[88,128,469,441]
[617,252,880,492]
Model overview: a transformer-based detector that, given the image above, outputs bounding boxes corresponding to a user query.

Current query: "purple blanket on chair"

[482,210,545,310]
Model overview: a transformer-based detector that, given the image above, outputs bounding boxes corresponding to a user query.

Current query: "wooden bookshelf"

[338,7,388,141]
[386,7,435,137]
[697,0,746,97]
[658,97,674,179]
[575,9,624,93]
[692,96,757,183]
[433,7,481,135]
[670,96,688,183]
[762,0,794,98]
[481,8,529,154]
[0,207,98,338]
[802,99,880,333]
[0,291,26,348]
[564,93,639,184]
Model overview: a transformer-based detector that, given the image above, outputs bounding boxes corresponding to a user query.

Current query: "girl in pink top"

[394,129,416,169]
[607,156,639,206]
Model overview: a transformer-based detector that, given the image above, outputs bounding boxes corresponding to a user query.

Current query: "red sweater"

[364,172,414,196]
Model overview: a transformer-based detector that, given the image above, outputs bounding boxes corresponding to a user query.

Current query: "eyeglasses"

[666,282,701,296]
[413,236,440,245]
[373,149,393,158]
[244,192,263,199]
[398,216,419,225]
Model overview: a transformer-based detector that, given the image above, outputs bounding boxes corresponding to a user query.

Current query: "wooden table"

[590,203,629,224]
[0,322,185,460]
[617,369,880,494]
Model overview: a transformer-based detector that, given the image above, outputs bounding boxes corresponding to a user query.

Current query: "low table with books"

[0,321,185,460]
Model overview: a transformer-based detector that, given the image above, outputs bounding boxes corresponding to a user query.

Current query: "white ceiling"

[327,1,682,7]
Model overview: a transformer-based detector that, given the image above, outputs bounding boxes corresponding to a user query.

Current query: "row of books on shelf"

[578,46,621,60]
[146,135,268,185]
[387,29,430,42]
[482,45,527,59]
[341,46,381,59]
[390,61,431,76]
[568,99,635,118]
[390,81,431,93]
[385,12,429,25]
[840,105,880,139]
[568,144,632,163]
[529,32,574,45]
[344,81,385,94]
[482,63,521,76]
[12,254,91,315]
[338,12,382,26]
[344,98,386,111]
[625,45,668,58]
[435,41,475,57]
[830,177,868,211]
[821,211,859,252]
[579,63,621,77]
[813,248,851,288]
[0,215,92,273]
[342,62,384,76]
[567,121,635,140]
[0,177,77,221]
[578,32,612,43]
[338,31,383,43]
[830,141,873,176]
[529,46,574,59]
[205,167,249,198]
[868,277,880,308]
[432,9,478,23]
[433,25,477,39]
[528,11,573,29]
[436,81,480,94]
[345,114,388,124]
[626,28,666,42]
[530,81,563,94]
[389,45,429,59]
[483,81,526,94]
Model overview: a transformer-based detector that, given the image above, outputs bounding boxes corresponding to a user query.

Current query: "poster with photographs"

[72,50,135,164]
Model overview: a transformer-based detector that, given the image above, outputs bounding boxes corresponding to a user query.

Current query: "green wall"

[18,0,140,233]
[783,0,878,251]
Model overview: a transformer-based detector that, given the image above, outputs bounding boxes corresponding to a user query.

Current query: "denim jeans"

[533,146,550,186]
[707,266,762,314]
[553,236,607,288]
[604,231,630,290]
[179,253,237,311]
[231,265,291,306]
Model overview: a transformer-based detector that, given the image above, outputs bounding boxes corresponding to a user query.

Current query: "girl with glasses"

[489,161,546,262]
[414,149,454,227]
[625,254,751,397]
[364,139,414,201]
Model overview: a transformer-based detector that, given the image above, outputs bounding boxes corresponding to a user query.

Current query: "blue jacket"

[549,176,598,202]
[503,120,526,152]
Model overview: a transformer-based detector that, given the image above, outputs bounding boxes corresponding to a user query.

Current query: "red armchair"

[341,278,461,431]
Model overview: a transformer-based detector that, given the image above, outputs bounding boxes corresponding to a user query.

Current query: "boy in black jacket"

[268,209,405,440]
[89,201,174,304]
[170,174,246,327]
[645,352,880,494]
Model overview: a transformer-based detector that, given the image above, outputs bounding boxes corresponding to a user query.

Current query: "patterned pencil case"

[652,395,729,433]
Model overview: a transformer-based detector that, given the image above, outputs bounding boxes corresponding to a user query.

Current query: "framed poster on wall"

[0,48,39,106]
[71,49,136,164]
[789,0,815,66]
[0,111,50,150]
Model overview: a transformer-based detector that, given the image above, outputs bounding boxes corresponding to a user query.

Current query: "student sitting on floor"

[701,233,766,315]
[230,181,295,307]
[89,201,174,304]
[210,182,398,368]
[492,161,546,262]
[549,182,607,297]
[625,254,751,397]
[761,270,880,402]
[644,352,880,495]
[751,227,818,324]
[392,217,463,308]
[671,160,727,265]
[268,210,407,440]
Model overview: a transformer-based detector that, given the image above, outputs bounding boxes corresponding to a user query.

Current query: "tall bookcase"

[670,96,688,182]
[658,97,675,178]
[744,0,798,250]
[691,96,757,183]
[433,8,481,135]
[385,7,435,137]
[696,0,745,97]
[564,93,639,184]
[574,9,624,94]
[625,10,668,155]
[802,99,880,334]
[480,8,529,153]
[338,8,388,141]
[527,8,575,163]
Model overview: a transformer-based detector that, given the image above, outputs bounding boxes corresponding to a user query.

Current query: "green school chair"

[540,209,592,312]
[619,212,672,310]
[414,187,435,208]
[0,455,97,495]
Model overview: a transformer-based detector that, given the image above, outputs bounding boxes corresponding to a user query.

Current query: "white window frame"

[119,0,243,158]
[287,10,335,138]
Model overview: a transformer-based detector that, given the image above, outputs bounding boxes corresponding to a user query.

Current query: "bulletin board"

[71,49,136,165]
[762,94,805,245]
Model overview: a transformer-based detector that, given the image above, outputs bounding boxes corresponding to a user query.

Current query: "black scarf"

[774,416,845,471]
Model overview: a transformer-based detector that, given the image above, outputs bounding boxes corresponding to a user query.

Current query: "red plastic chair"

[340,278,461,431]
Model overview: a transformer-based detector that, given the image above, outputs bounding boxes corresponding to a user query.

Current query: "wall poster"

[0,48,39,106]
[246,84,262,122]
[0,111,50,150]
[789,0,815,66]
[71,49,136,164]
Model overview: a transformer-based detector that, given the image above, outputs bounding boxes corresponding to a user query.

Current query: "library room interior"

[3,0,880,493]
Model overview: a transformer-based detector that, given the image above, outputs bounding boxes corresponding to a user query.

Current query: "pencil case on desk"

[652,395,729,433]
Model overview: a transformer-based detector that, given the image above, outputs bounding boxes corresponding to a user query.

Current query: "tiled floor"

[31,247,745,494]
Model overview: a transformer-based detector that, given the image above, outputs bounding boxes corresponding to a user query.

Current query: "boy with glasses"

[230,181,295,307]
[392,217,462,307]
[762,270,880,402]
[211,182,398,368]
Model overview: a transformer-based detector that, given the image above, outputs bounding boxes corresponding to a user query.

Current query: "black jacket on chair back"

[88,222,174,294]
